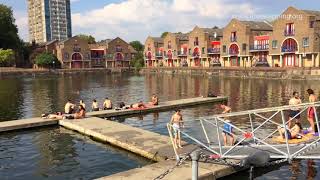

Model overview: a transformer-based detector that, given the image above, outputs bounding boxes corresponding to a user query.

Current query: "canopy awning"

[211,41,221,45]
[255,35,269,41]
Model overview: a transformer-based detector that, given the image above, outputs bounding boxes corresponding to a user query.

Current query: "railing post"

[313,106,320,139]
[249,113,255,144]
[191,150,201,180]
[200,119,210,145]
[280,110,291,162]
[215,118,223,156]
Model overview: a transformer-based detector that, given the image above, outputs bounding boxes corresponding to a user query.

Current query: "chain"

[153,155,190,180]
[199,153,241,168]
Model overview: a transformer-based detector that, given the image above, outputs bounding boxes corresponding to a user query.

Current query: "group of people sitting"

[219,89,318,147]
[41,99,86,120]
[41,94,159,120]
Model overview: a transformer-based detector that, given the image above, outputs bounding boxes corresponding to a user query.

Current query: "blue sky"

[1,0,320,42]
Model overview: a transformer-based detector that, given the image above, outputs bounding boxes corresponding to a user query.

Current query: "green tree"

[131,52,144,69]
[130,41,144,52]
[161,32,169,38]
[0,4,20,49]
[0,49,14,66]
[35,52,60,68]
[77,34,96,44]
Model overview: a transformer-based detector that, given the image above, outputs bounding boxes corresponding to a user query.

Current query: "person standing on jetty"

[219,103,235,146]
[288,92,302,128]
[64,99,75,114]
[170,109,184,149]
[91,99,99,111]
[307,89,317,133]
[219,103,231,114]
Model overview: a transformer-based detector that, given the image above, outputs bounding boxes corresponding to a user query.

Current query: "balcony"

[281,46,297,53]
[207,48,220,54]
[230,37,237,42]
[249,45,269,52]
[178,51,188,56]
[284,30,295,36]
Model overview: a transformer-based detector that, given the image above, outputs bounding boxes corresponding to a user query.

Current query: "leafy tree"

[131,52,144,70]
[130,41,144,52]
[35,52,60,68]
[161,32,169,38]
[0,49,14,66]
[0,4,20,50]
[77,34,96,44]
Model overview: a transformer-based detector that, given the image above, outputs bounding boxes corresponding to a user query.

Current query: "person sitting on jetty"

[170,109,184,149]
[42,105,86,120]
[80,100,86,109]
[64,99,75,114]
[91,99,99,111]
[103,97,113,110]
[278,122,302,140]
[222,119,235,146]
[150,94,159,106]
[130,101,147,109]
[288,91,302,128]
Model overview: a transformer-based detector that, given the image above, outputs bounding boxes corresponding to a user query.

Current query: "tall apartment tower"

[27,0,72,43]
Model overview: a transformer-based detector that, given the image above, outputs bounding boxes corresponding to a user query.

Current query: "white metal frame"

[167,102,320,162]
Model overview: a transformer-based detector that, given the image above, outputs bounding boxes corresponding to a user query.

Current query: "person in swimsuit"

[307,89,317,133]
[91,99,99,111]
[170,109,184,149]
[288,92,302,128]
[130,101,147,109]
[64,99,75,114]
[103,97,113,110]
[80,100,86,109]
[222,119,235,146]
[278,122,302,140]
[219,104,231,114]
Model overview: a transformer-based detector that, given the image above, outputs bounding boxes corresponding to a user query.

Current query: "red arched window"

[282,38,298,53]
[115,53,123,61]
[72,53,82,61]
[229,44,239,55]
[167,50,173,59]
[147,52,152,60]
[193,47,200,57]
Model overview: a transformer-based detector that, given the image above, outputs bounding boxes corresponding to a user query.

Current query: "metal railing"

[167,102,320,162]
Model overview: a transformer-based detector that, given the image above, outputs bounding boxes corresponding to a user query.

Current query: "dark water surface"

[1,72,320,179]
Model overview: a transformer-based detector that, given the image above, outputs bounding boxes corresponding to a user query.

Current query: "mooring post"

[191,150,201,180]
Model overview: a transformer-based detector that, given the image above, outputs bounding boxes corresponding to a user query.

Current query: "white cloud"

[14,11,29,41]
[72,0,256,42]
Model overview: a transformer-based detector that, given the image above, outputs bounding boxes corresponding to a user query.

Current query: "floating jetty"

[87,96,227,118]
[0,118,58,133]
[0,96,235,179]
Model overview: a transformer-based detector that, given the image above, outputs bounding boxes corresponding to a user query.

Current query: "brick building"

[144,37,164,67]
[163,32,189,67]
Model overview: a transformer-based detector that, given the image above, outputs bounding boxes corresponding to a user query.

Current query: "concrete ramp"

[59,117,193,161]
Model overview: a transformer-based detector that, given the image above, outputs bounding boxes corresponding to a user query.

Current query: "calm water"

[1,72,320,179]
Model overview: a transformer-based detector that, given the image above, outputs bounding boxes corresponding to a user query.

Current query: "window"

[231,32,237,42]
[272,40,278,49]
[223,45,226,53]
[168,41,171,49]
[202,47,205,54]
[189,48,191,55]
[194,37,199,46]
[310,21,315,28]
[303,37,309,47]
[242,43,247,51]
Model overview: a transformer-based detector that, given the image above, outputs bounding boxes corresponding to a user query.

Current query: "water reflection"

[0,127,150,179]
